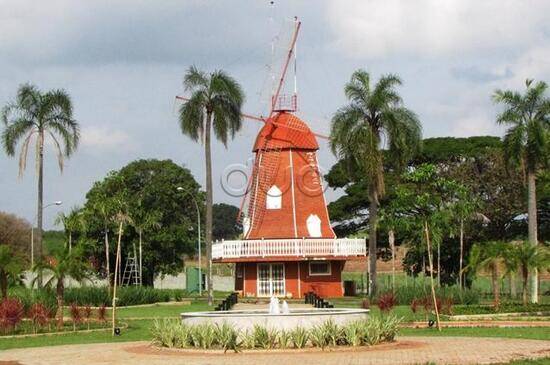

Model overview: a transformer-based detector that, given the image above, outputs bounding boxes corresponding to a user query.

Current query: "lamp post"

[176,187,202,295]
[31,200,62,268]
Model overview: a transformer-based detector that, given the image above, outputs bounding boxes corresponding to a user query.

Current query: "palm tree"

[465,241,504,307]
[178,66,244,305]
[87,196,114,291]
[2,84,79,287]
[502,242,549,305]
[330,70,422,295]
[0,245,25,298]
[33,245,91,329]
[493,79,549,303]
[131,205,161,286]
[55,207,82,253]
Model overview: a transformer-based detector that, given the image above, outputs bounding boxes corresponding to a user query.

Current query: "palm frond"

[18,130,36,178]
[179,92,205,142]
[48,131,65,172]
[183,66,209,92]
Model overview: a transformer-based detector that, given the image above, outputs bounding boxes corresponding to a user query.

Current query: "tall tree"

[2,84,79,286]
[178,66,244,304]
[54,206,82,253]
[493,79,550,303]
[465,241,505,307]
[329,70,421,295]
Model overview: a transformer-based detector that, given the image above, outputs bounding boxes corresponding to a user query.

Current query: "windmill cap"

[252,112,319,152]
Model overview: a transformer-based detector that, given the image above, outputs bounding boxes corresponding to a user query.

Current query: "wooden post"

[112,221,123,336]
[424,221,441,331]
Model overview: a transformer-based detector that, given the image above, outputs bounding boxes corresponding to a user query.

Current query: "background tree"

[0,211,31,257]
[493,79,549,303]
[2,84,79,286]
[212,203,242,241]
[130,204,161,286]
[329,69,422,295]
[326,136,530,286]
[82,159,202,286]
[0,245,25,298]
[178,66,244,304]
[33,245,90,329]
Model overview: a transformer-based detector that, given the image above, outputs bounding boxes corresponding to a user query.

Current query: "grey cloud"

[450,65,514,83]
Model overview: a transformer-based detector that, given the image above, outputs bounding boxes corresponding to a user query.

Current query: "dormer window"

[306,214,322,237]
[266,185,282,209]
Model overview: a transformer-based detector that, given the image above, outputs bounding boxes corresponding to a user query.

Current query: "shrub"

[151,319,188,348]
[28,303,49,333]
[69,303,82,331]
[377,292,397,313]
[0,297,24,333]
[378,315,401,342]
[83,305,93,330]
[289,326,309,349]
[309,325,328,349]
[97,304,107,323]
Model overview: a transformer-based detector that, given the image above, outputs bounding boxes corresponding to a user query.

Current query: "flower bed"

[151,316,402,352]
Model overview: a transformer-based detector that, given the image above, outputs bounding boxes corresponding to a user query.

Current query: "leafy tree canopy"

[82,159,203,285]
[212,203,242,241]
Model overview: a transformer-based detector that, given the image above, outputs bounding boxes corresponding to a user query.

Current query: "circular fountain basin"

[181,308,369,331]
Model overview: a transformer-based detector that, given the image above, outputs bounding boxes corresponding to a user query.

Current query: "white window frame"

[308,261,331,276]
[266,185,282,210]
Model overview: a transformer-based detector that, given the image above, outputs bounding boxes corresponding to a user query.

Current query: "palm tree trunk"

[368,184,378,297]
[68,232,72,253]
[0,272,7,298]
[112,221,123,336]
[389,229,395,293]
[104,227,111,292]
[522,266,529,306]
[527,171,538,303]
[204,111,214,306]
[459,219,464,289]
[56,279,64,330]
[437,243,441,287]
[491,262,500,307]
[509,272,516,299]
[424,221,441,331]
[36,130,45,288]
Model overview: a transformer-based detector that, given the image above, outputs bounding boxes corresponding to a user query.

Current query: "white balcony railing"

[212,238,366,260]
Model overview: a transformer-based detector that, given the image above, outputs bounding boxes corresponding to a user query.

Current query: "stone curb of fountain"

[448,312,550,321]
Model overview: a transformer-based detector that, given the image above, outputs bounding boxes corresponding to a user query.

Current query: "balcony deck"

[212,238,366,262]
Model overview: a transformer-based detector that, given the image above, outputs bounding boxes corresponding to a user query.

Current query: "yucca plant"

[342,321,363,347]
[278,329,292,349]
[290,326,309,349]
[252,324,278,349]
[190,323,216,349]
[151,319,182,348]
[321,320,340,347]
[97,304,107,323]
[83,305,93,330]
[309,325,328,349]
[69,303,82,331]
[0,297,24,334]
[362,319,382,346]
[379,315,402,342]
[214,322,241,353]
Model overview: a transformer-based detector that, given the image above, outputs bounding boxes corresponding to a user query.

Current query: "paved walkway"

[1,336,549,365]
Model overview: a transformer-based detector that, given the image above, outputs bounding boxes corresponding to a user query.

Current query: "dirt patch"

[124,340,425,357]
[0,361,23,365]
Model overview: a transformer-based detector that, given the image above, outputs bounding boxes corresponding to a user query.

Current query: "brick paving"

[1,336,549,365]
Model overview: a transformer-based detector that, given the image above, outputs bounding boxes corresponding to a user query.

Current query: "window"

[306,214,322,237]
[266,185,282,209]
[309,261,331,276]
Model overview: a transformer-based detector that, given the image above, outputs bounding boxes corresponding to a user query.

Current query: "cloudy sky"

[1,0,549,229]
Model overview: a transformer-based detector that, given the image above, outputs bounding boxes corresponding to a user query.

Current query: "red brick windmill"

[177,19,365,298]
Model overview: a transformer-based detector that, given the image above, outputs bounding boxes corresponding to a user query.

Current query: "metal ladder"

[122,254,141,286]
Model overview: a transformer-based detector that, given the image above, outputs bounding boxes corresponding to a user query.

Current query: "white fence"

[212,238,366,259]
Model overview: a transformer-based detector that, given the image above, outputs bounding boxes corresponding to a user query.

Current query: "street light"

[31,201,62,268]
[176,187,202,295]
